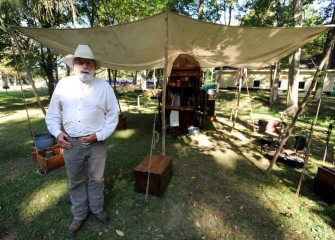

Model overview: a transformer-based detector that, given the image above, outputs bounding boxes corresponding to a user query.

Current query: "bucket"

[34,132,56,149]
[188,126,199,136]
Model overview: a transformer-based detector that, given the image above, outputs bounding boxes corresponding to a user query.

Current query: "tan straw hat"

[63,44,101,69]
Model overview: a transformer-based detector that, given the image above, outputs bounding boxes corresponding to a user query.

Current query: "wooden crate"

[316,166,335,187]
[34,144,65,172]
[258,119,280,133]
[313,177,335,204]
[313,166,335,204]
[134,154,173,196]
[246,122,259,132]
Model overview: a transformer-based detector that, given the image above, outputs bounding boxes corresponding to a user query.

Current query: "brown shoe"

[95,210,109,224]
[68,219,84,237]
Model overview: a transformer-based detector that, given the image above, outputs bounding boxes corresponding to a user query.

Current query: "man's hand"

[57,132,72,149]
[79,133,97,145]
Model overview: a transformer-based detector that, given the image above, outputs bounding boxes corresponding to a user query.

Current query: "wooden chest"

[134,154,173,196]
[313,166,335,204]
[246,122,259,132]
[258,119,280,133]
[316,166,335,186]
[32,144,65,172]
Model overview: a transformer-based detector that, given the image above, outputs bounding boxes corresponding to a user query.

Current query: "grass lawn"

[1,85,335,240]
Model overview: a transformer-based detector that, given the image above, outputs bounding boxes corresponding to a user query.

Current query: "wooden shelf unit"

[167,67,201,109]
[166,66,203,134]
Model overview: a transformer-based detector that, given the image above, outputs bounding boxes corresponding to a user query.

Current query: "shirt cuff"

[95,132,103,141]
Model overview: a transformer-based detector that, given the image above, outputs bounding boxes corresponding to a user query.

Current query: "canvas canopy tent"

[13,11,334,74]
[10,11,334,155]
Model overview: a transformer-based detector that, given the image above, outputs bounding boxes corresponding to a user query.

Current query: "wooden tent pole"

[8,25,46,116]
[231,70,242,132]
[265,27,335,175]
[161,10,169,156]
[244,72,255,125]
[296,96,322,198]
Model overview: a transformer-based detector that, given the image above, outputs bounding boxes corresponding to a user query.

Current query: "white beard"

[74,68,95,83]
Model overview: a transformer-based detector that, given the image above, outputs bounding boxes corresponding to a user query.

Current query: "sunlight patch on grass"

[190,134,212,148]
[21,179,68,218]
[0,108,44,124]
[113,129,137,139]
[212,150,240,168]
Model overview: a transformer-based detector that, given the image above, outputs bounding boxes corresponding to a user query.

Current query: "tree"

[1,0,75,97]
[269,62,280,105]
[236,0,292,106]
[0,1,25,75]
[313,3,335,99]
[197,0,204,19]
[285,0,303,116]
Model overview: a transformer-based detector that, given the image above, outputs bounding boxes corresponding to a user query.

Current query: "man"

[45,44,119,237]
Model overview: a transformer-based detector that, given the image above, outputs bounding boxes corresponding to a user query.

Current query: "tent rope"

[144,112,160,204]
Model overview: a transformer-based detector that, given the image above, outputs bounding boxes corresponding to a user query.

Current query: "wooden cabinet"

[166,66,203,134]
[162,54,216,137]
[167,67,201,108]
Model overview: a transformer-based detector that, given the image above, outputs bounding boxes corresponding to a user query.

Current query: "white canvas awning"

[11,11,335,155]
[13,11,333,74]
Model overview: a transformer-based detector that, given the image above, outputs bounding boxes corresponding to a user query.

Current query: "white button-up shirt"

[45,75,119,141]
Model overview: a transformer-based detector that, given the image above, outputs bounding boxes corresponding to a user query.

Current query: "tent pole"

[295,96,322,198]
[265,26,335,175]
[161,10,169,156]
[231,70,242,132]
[7,25,46,116]
[244,71,254,125]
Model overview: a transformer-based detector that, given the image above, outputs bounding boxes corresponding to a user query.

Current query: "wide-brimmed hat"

[63,44,101,69]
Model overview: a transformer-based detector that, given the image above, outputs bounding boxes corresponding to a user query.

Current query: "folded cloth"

[170,110,179,127]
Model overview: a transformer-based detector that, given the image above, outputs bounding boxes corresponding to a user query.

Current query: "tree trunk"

[42,48,56,98]
[197,0,204,20]
[269,62,280,106]
[266,27,335,175]
[46,68,55,98]
[313,68,327,99]
[69,0,77,28]
[286,0,303,116]
[314,5,335,99]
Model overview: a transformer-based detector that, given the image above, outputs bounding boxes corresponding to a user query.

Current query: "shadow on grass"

[1,90,335,239]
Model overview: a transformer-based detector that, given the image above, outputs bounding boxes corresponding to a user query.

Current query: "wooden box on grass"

[313,166,335,204]
[134,154,173,196]
[258,119,280,133]
[31,144,64,172]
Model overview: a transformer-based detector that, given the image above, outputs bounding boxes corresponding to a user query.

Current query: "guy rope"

[144,111,160,204]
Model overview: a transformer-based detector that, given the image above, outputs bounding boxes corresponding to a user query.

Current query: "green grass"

[1,86,335,239]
